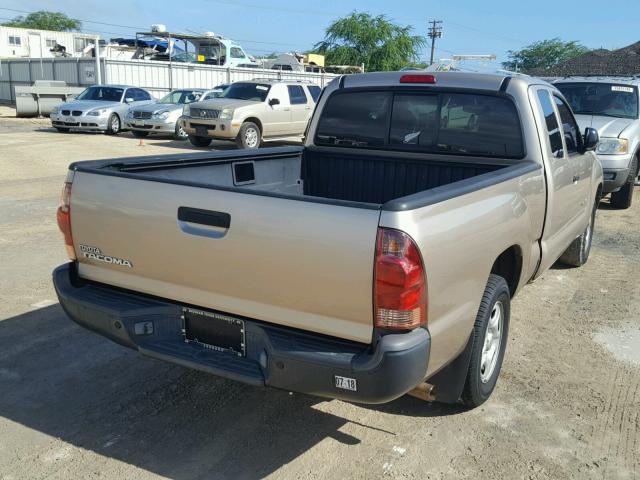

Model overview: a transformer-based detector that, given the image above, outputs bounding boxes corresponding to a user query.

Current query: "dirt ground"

[1,106,639,480]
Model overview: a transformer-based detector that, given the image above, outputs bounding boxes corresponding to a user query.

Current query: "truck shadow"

[0,304,457,479]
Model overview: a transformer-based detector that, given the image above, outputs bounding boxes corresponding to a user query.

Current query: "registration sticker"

[612,86,634,93]
[335,375,357,391]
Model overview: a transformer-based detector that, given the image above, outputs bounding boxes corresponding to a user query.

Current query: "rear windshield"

[555,82,639,119]
[316,91,524,159]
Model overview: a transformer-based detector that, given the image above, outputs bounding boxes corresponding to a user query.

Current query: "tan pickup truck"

[53,72,602,408]
[179,79,321,149]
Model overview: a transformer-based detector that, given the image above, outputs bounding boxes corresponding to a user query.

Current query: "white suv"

[179,79,322,148]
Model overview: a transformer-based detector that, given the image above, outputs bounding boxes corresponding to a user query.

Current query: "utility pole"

[428,20,443,65]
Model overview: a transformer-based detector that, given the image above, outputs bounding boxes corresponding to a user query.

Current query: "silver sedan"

[126,86,229,140]
[50,85,154,135]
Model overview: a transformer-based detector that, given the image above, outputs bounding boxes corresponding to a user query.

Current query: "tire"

[188,135,212,148]
[131,130,149,138]
[174,122,188,141]
[461,274,510,408]
[235,121,261,149]
[610,156,638,209]
[55,127,70,133]
[105,113,121,135]
[558,200,597,267]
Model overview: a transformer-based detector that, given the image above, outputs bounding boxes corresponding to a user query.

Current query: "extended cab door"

[530,87,585,265]
[552,95,593,218]
[286,85,313,135]
[263,84,291,137]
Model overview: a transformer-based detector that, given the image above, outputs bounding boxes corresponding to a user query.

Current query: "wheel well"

[243,117,262,134]
[491,246,522,297]
[596,183,603,202]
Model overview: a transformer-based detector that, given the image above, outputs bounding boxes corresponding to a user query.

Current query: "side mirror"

[582,127,599,152]
[125,97,134,104]
[268,98,280,107]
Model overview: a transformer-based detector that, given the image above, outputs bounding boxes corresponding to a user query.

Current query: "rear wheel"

[131,130,149,138]
[461,274,510,408]
[174,123,188,141]
[558,200,597,267]
[105,113,121,135]
[610,156,638,209]
[235,121,261,149]
[188,135,212,147]
[55,127,70,133]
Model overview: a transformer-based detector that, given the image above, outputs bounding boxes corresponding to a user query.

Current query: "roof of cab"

[338,71,548,92]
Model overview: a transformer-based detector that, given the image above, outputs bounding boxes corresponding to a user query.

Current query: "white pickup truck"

[53,72,602,408]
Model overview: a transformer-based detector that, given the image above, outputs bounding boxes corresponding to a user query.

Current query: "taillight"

[56,182,76,260]
[374,228,427,330]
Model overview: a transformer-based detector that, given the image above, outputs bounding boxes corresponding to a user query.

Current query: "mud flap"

[428,333,473,404]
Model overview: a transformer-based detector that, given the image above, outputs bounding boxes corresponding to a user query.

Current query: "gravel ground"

[0,107,639,480]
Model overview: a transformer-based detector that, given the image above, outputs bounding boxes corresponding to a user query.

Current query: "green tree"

[313,12,426,72]
[502,38,589,73]
[2,11,81,32]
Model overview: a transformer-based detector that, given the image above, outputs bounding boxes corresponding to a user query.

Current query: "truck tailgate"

[70,172,380,343]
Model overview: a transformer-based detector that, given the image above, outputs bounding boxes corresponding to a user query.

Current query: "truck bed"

[89,146,509,208]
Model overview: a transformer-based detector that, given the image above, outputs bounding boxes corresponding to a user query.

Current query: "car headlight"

[219,108,233,120]
[152,110,170,120]
[183,105,191,116]
[87,108,107,116]
[596,137,629,155]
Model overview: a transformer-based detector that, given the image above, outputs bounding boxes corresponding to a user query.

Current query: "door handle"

[177,207,230,238]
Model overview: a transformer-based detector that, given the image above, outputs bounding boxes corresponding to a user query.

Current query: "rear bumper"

[53,263,430,404]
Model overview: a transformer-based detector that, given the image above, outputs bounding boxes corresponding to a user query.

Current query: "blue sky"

[1,0,638,65]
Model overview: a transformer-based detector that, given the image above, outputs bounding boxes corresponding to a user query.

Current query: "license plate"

[335,375,357,391]
[196,126,208,137]
[134,120,145,127]
[182,307,245,356]
[66,117,77,124]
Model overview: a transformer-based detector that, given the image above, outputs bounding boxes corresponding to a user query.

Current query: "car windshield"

[158,90,203,104]
[76,86,124,102]
[556,82,639,119]
[219,82,270,101]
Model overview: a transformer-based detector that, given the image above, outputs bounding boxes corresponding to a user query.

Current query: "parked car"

[179,79,321,148]
[50,85,154,135]
[126,88,220,140]
[555,77,640,208]
[53,72,602,408]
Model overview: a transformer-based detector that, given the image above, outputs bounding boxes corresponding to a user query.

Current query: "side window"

[536,90,564,157]
[230,47,245,59]
[307,85,321,102]
[554,96,581,155]
[287,85,308,105]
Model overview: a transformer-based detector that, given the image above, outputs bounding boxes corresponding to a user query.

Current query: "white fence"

[0,57,338,102]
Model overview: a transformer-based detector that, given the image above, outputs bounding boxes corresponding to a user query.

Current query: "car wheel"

[610,156,638,209]
[461,274,510,408]
[131,130,149,138]
[188,135,212,148]
[235,122,261,149]
[55,127,70,133]
[106,113,121,135]
[558,199,597,267]
[174,123,188,141]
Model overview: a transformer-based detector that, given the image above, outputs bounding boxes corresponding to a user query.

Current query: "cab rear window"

[316,91,524,159]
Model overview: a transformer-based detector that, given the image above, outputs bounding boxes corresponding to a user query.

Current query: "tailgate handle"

[178,207,230,228]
